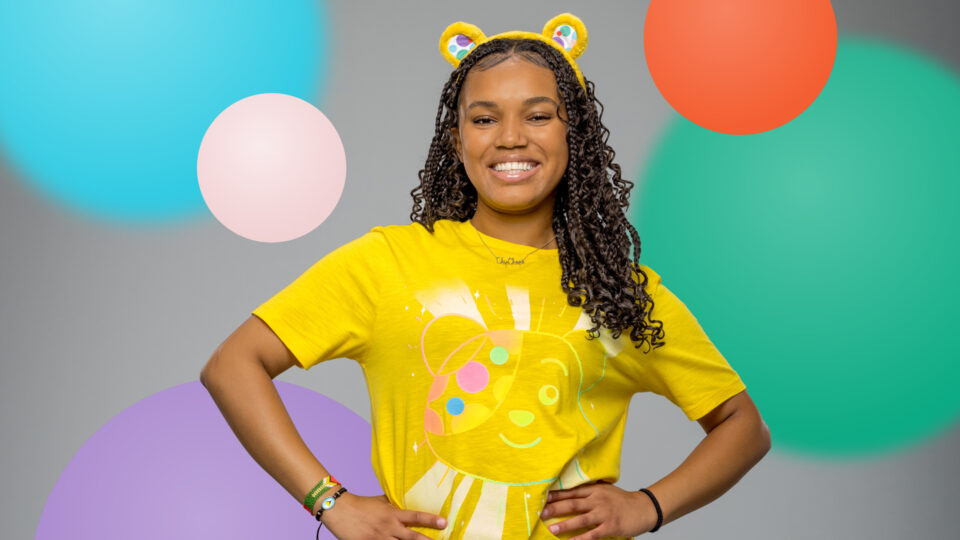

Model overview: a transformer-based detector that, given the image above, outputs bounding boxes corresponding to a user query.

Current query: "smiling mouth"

[499,433,542,448]
[488,163,541,182]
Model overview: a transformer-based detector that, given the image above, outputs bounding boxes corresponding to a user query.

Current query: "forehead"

[459,56,560,106]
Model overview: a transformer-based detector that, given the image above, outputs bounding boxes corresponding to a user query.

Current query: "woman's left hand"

[539,481,655,539]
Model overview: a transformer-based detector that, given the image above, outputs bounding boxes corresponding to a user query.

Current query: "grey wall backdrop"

[2,1,958,538]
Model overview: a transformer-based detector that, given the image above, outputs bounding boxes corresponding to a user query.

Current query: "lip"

[489,163,541,182]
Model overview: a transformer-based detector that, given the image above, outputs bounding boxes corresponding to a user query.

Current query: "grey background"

[2,1,959,538]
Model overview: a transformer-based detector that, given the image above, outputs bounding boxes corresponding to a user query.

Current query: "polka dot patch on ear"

[448,34,476,60]
[551,24,578,51]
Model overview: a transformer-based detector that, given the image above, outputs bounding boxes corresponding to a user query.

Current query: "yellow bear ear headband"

[438,12,589,91]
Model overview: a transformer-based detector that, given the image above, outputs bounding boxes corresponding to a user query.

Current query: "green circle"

[539,385,558,406]
[634,37,960,458]
[560,25,570,37]
[489,346,509,365]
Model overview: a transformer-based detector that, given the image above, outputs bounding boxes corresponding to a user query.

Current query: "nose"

[508,409,534,427]
[496,115,527,148]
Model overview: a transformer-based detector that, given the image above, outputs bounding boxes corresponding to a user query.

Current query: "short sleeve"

[629,269,746,421]
[251,229,386,370]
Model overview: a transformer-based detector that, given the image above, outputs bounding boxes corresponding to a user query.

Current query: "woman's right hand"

[319,492,448,539]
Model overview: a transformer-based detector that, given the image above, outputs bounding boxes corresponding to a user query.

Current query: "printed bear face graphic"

[420,313,597,484]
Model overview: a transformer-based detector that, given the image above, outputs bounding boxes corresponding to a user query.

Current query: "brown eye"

[531,114,552,121]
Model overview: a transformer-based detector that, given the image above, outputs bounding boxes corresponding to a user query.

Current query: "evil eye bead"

[321,496,337,510]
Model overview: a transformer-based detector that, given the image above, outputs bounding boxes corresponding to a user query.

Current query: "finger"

[547,512,599,536]
[541,497,590,518]
[393,527,434,540]
[397,509,448,529]
[570,524,608,540]
[547,483,596,502]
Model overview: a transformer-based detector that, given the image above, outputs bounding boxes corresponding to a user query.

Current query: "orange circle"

[644,0,837,134]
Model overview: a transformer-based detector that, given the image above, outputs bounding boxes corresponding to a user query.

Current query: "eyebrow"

[466,96,559,111]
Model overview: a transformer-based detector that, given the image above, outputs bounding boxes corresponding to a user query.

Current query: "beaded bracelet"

[303,475,340,514]
[314,486,348,539]
[315,486,348,521]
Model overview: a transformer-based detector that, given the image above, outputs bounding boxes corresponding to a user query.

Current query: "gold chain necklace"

[474,226,556,267]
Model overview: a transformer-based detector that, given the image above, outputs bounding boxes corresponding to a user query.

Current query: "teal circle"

[560,25,570,36]
[0,0,329,224]
[449,44,457,53]
[456,49,468,60]
[634,37,960,458]
[446,397,465,416]
[489,346,509,365]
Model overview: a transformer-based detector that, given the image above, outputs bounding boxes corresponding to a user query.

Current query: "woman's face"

[451,55,569,217]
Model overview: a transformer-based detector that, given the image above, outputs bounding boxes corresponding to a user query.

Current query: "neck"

[470,204,557,249]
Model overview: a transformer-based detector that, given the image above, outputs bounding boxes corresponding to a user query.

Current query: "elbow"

[199,365,212,388]
[756,420,773,457]
[199,345,225,388]
[199,362,214,389]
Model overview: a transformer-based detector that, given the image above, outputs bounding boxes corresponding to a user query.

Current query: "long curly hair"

[410,37,665,352]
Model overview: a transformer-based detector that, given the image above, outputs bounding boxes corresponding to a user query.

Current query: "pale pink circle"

[197,93,346,242]
[456,361,489,394]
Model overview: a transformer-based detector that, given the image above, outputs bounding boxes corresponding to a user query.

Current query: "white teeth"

[493,161,537,172]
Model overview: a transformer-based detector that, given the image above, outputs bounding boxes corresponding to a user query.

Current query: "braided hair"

[410,37,665,352]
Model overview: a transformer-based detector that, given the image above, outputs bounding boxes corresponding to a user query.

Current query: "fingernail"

[549,525,559,534]
[541,508,550,518]
[546,492,553,501]
[437,517,447,528]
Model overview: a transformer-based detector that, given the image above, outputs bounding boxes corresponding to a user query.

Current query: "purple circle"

[36,381,378,539]
[456,34,472,47]
[553,36,565,47]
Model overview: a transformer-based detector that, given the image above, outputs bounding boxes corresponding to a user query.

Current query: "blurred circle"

[197,93,346,242]
[634,38,960,457]
[644,0,837,134]
[36,381,378,539]
[0,0,328,224]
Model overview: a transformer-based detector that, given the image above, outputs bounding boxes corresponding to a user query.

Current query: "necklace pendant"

[496,256,524,266]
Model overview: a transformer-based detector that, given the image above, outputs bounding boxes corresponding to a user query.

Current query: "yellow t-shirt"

[253,218,746,539]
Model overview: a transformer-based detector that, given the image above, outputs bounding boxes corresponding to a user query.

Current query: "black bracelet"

[638,488,663,532]
[314,486,348,539]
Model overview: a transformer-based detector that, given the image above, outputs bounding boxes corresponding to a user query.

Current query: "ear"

[541,13,588,59]
[420,314,488,376]
[439,22,487,68]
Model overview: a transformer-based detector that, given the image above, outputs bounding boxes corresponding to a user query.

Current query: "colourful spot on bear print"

[403,280,623,538]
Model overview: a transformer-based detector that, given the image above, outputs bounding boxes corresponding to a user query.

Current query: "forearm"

[643,412,771,527]
[200,343,329,509]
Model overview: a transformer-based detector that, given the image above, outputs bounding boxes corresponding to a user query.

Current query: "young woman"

[201,13,771,540]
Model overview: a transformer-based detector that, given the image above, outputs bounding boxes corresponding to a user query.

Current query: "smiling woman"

[201,12,771,540]
[449,56,570,236]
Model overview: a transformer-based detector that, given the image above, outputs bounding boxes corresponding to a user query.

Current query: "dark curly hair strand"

[410,38,665,352]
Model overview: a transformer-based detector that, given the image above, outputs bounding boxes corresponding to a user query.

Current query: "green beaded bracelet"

[303,475,340,513]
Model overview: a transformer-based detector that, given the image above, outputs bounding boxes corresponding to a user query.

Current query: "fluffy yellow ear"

[541,13,588,59]
[439,22,487,67]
